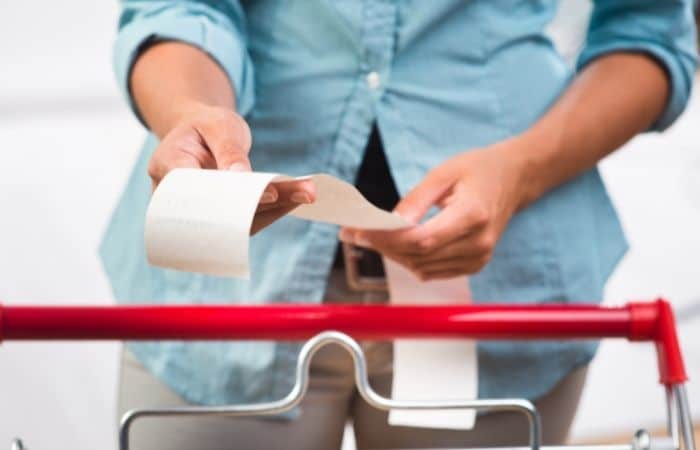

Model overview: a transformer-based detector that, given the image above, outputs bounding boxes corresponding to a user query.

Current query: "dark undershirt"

[354,126,401,211]
[332,125,400,270]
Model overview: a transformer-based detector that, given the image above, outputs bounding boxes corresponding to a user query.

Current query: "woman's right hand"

[147,102,316,234]
[147,102,253,184]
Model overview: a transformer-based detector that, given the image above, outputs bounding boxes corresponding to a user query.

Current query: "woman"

[101,1,697,449]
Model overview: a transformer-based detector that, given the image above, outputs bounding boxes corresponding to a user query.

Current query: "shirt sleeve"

[577,0,698,131]
[114,0,255,125]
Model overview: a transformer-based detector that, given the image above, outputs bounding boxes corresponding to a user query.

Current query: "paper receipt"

[145,169,409,278]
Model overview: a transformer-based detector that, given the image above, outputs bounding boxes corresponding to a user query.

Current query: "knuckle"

[406,240,422,253]
[211,115,230,132]
[415,239,434,255]
[213,108,233,121]
[192,112,223,132]
[470,205,490,226]
[219,117,252,156]
[203,106,232,123]
[477,233,496,253]
[194,108,253,154]
[417,246,431,256]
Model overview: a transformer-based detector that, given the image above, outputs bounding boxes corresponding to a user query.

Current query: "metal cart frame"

[0,299,694,450]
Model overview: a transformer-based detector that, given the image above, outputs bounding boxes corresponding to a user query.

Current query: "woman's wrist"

[486,130,558,213]
[130,41,236,138]
[493,53,672,214]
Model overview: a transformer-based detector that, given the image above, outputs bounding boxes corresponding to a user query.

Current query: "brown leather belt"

[336,242,388,292]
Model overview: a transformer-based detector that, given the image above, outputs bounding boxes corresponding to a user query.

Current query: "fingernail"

[228,162,248,171]
[355,234,371,247]
[290,192,311,204]
[260,191,277,204]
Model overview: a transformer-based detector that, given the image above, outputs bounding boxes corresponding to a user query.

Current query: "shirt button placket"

[362,0,396,95]
[366,71,382,90]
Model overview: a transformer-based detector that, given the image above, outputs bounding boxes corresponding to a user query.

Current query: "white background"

[0,1,698,449]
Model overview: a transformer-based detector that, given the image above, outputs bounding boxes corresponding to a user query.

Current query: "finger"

[251,204,300,235]
[255,177,317,209]
[352,199,490,258]
[409,200,489,253]
[413,254,489,276]
[404,238,481,265]
[343,198,480,256]
[259,187,279,205]
[342,222,453,257]
[173,129,218,169]
[148,128,212,185]
[148,151,201,187]
[270,179,317,204]
[393,170,452,224]
[255,179,317,212]
[417,269,469,281]
[338,227,425,257]
[251,179,318,232]
[195,114,252,170]
[255,196,305,213]
[404,231,486,265]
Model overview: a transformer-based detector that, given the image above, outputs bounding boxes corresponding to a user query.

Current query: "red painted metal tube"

[0,299,686,384]
[0,304,633,341]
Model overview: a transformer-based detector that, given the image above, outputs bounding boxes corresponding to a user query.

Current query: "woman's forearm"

[510,52,670,208]
[130,41,236,138]
[130,40,317,224]
[342,52,671,279]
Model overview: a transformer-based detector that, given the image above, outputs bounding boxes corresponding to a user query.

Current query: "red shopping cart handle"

[0,298,686,385]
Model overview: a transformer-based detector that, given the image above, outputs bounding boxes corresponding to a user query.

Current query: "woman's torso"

[101,0,625,406]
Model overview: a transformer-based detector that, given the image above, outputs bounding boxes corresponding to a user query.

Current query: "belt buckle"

[342,242,388,292]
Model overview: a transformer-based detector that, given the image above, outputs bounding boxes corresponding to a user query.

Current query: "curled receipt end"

[145,169,410,278]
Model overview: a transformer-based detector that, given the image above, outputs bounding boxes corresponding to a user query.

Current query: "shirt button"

[366,71,381,90]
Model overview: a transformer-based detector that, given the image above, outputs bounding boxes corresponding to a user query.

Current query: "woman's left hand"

[339,141,528,280]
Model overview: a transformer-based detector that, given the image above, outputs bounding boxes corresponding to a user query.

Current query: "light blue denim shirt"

[101,0,697,408]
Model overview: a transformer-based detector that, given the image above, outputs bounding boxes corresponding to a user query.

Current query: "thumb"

[394,172,451,224]
[197,114,253,171]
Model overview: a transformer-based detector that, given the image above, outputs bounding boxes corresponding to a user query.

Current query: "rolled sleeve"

[577,0,698,131]
[114,1,255,123]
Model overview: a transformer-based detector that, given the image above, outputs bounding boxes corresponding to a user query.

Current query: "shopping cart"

[0,299,694,450]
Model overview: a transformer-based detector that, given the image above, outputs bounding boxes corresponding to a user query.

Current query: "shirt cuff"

[577,41,695,131]
[114,8,255,127]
